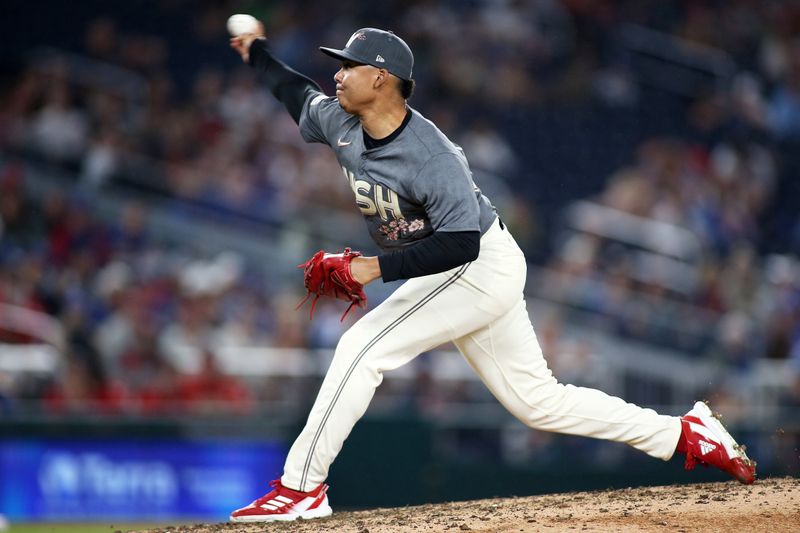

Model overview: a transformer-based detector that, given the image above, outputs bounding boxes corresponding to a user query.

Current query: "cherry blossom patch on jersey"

[379,218,426,240]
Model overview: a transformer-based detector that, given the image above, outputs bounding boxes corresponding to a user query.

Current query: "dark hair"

[400,78,415,100]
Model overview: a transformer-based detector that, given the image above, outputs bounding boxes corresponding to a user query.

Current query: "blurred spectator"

[0,371,12,414]
[175,350,254,414]
[458,120,519,176]
[157,294,215,375]
[0,164,41,247]
[26,79,89,166]
[93,280,142,375]
[84,17,118,62]
[43,355,126,414]
[80,127,121,188]
[710,311,758,372]
[768,40,800,139]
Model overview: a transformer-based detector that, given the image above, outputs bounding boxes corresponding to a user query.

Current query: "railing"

[617,24,736,96]
[27,46,149,102]
[0,303,65,374]
[3,297,792,424]
[563,200,703,261]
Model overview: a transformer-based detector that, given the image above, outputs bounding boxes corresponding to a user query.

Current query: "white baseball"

[226,14,259,36]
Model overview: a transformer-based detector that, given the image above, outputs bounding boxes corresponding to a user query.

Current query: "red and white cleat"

[678,401,756,484]
[230,479,332,522]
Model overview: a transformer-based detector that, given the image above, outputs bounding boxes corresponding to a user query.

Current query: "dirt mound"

[135,476,799,533]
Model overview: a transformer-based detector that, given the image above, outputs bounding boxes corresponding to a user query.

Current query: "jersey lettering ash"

[299,93,497,250]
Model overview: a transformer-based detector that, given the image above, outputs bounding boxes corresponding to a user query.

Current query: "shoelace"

[683,452,700,471]
[254,479,285,506]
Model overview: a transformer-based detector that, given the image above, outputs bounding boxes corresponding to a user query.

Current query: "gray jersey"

[299,92,497,251]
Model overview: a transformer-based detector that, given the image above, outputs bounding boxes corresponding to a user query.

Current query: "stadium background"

[0,0,798,528]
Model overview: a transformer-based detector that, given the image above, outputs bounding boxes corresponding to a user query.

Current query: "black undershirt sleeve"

[248,39,321,124]
[378,230,480,282]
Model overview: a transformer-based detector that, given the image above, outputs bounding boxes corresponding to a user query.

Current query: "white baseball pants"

[282,218,682,492]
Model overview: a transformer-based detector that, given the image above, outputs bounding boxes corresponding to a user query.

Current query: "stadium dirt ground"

[130,476,799,533]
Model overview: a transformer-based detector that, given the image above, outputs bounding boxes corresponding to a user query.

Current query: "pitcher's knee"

[335,328,359,357]
[334,326,382,376]
[521,380,571,426]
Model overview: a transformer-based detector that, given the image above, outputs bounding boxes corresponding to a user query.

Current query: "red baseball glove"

[296,248,367,321]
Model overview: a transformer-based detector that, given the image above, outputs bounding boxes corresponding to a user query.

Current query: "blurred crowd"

[546,137,800,368]
[0,0,799,425]
[1,1,796,240]
[0,160,363,415]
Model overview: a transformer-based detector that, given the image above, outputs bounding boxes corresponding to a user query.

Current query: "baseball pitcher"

[228,22,756,523]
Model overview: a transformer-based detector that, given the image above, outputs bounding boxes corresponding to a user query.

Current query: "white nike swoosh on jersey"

[337,138,351,147]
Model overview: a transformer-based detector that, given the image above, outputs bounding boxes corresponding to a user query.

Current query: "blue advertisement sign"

[0,438,286,521]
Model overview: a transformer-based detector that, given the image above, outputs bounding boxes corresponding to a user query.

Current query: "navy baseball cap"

[320,28,414,81]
